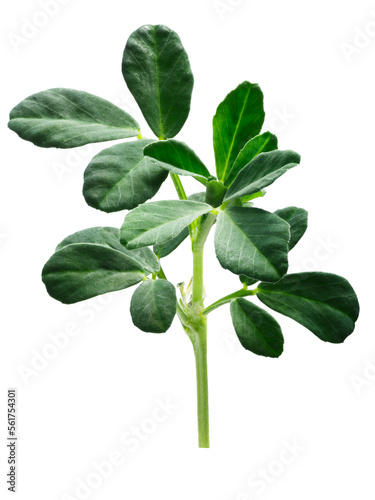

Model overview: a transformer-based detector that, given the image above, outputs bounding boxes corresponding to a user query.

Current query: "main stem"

[190,317,209,448]
[170,173,215,447]
[190,213,216,448]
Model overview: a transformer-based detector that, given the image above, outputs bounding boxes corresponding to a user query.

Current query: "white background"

[1,0,374,498]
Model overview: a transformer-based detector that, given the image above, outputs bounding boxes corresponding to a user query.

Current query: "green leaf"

[241,190,266,204]
[121,200,212,249]
[56,226,159,274]
[42,244,145,304]
[125,248,160,275]
[130,279,177,333]
[257,272,360,343]
[230,299,284,357]
[225,132,278,187]
[153,188,212,257]
[83,139,168,212]
[8,88,140,148]
[144,140,211,181]
[122,24,194,139]
[153,227,189,258]
[214,207,290,282]
[213,81,264,182]
[224,150,301,203]
[188,192,206,203]
[274,207,308,250]
[153,188,211,257]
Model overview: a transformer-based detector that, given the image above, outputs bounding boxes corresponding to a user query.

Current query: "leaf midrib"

[54,243,145,273]
[258,288,355,321]
[128,206,210,246]
[152,26,164,139]
[10,117,139,131]
[95,153,153,208]
[221,210,286,278]
[237,302,280,356]
[226,133,272,184]
[220,87,251,182]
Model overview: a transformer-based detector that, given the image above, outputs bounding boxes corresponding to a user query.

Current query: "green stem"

[203,288,258,316]
[170,173,187,200]
[188,212,217,447]
[170,172,199,241]
[192,213,216,306]
[190,321,209,448]
[192,248,204,306]
[171,177,217,447]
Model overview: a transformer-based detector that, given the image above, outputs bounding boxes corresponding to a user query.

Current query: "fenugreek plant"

[8,25,359,448]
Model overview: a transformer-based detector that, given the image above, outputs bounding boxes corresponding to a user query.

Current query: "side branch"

[202,288,258,315]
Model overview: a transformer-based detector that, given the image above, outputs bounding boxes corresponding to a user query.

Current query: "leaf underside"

[121,200,212,249]
[8,88,140,148]
[83,139,168,212]
[56,226,159,274]
[153,227,189,258]
[130,279,177,333]
[42,243,145,304]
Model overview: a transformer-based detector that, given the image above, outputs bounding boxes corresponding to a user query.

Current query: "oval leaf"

[122,24,194,139]
[230,298,284,357]
[274,207,308,250]
[213,81,265,182]
[225,132,278,187]
[121,200,212,249]
[83,139,168,212]
[153,189,208,258]
[224,150,301,202]
[144,140,211,181]
[42,244,146,304]
[257,272,360,343]
[188,192,206,203]
[153,227,189,258]
[214,207,290,282]
[56,227,159,274]
[130,279,177,333]
[8,88,140,148]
